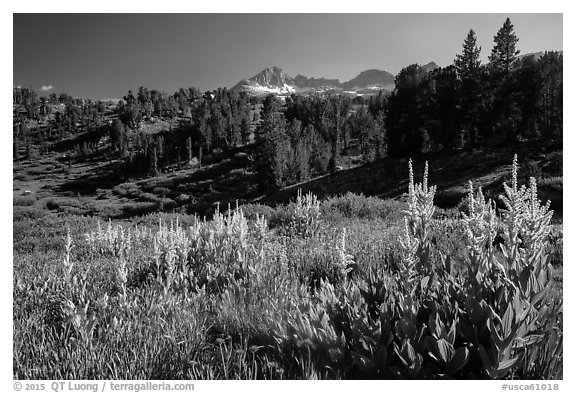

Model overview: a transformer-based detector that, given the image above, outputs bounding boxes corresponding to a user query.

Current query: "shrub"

[121,202,157,217]
[547,226,563,266]
[186,199,214,218]
[59,206,91,216]
[44,197,84,211]
[152,187,172,197]
[13,205,47,221]
[14,195,37,207]
[92,204,123,219]
[112,183,141,198]
[236,203,275,222]
[284,190,321,238]
[541,152,562,176]
[138,192,160,203]
[321,192,405,222]
[519,159,542,183]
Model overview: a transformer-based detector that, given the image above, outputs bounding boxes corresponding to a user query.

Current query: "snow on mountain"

[231,63,436,97]
[232,66,296,96]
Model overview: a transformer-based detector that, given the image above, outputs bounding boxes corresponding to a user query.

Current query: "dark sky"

[13,13,563,99]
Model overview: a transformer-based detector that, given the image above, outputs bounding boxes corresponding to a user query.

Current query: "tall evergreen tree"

[240,116,251,145]
[488,18,520,77]
[110,118,125,153]
[148,144,159,177]
[185,136,193,163]
[156,135,164,171]
[484,18,522,144]
[455,29,482,81]
[454,29,483,149]
[537,51,563,139]
[385,64,428,156]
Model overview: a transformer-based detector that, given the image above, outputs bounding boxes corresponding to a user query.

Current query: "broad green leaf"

[397,340,417,367]
[531,287,549,308]
[478,344,497,377]
[496,356,519,372]
[351,351,375,369]
[436,338,455,363]
[420,275,430,291]
[512,334,544,349]
[457,319,475,343]
[502,302,514,339]
[448,346,470,374]
[447,318,457,346]
[487,318,503,348]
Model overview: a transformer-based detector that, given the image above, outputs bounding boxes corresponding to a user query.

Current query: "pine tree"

[538,52,563,138]
[385,64,428,156]
[148,145,159,177]
[487,18,522,143]
[156,135,164,171]
[254,97,290,190]
[240,116,251,145]
[488,18,520,77]
[185,136,193,163]
[455,29,482,81]
[454,30,484,149]
[110,119,125,152]
[374,112,387,160]
[295,138,311,182]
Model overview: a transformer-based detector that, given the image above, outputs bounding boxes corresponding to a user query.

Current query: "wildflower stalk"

[402,160,436,276]
[63,228,74,282]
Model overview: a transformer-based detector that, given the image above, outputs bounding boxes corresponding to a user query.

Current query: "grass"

[13,157,563,379]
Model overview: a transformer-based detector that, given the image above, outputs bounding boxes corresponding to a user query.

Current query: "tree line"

[253,18,562,190]
[386,19,562,155]
[13,18,562,194]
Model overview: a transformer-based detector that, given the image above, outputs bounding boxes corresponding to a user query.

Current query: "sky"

[12,13,562,100]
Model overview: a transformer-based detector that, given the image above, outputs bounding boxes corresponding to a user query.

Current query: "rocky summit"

[232,65,409,97]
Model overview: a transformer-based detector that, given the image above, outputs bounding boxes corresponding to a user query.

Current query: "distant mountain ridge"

[340,69,395,90]
[293,74,341,89]
[518,50,563,61]
[419,61,439,74]
[232,66,405,97]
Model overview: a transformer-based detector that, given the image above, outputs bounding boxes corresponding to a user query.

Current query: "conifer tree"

[488,18,520,77]
[240,116,251,145]
[156,135,164,171]
[148,144,159,177]
[185,136,193,163]
[455,29,482,81]
[454,29,483,149]
[487,18,522,143]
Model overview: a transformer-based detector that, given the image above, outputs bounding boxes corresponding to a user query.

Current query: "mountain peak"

[252,66,292,85]
[341,69,395,90]
[420,62,439,73]
[231,66,295,95]
[232,66,402,97]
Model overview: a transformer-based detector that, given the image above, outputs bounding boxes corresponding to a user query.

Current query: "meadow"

[12,156,562,379]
